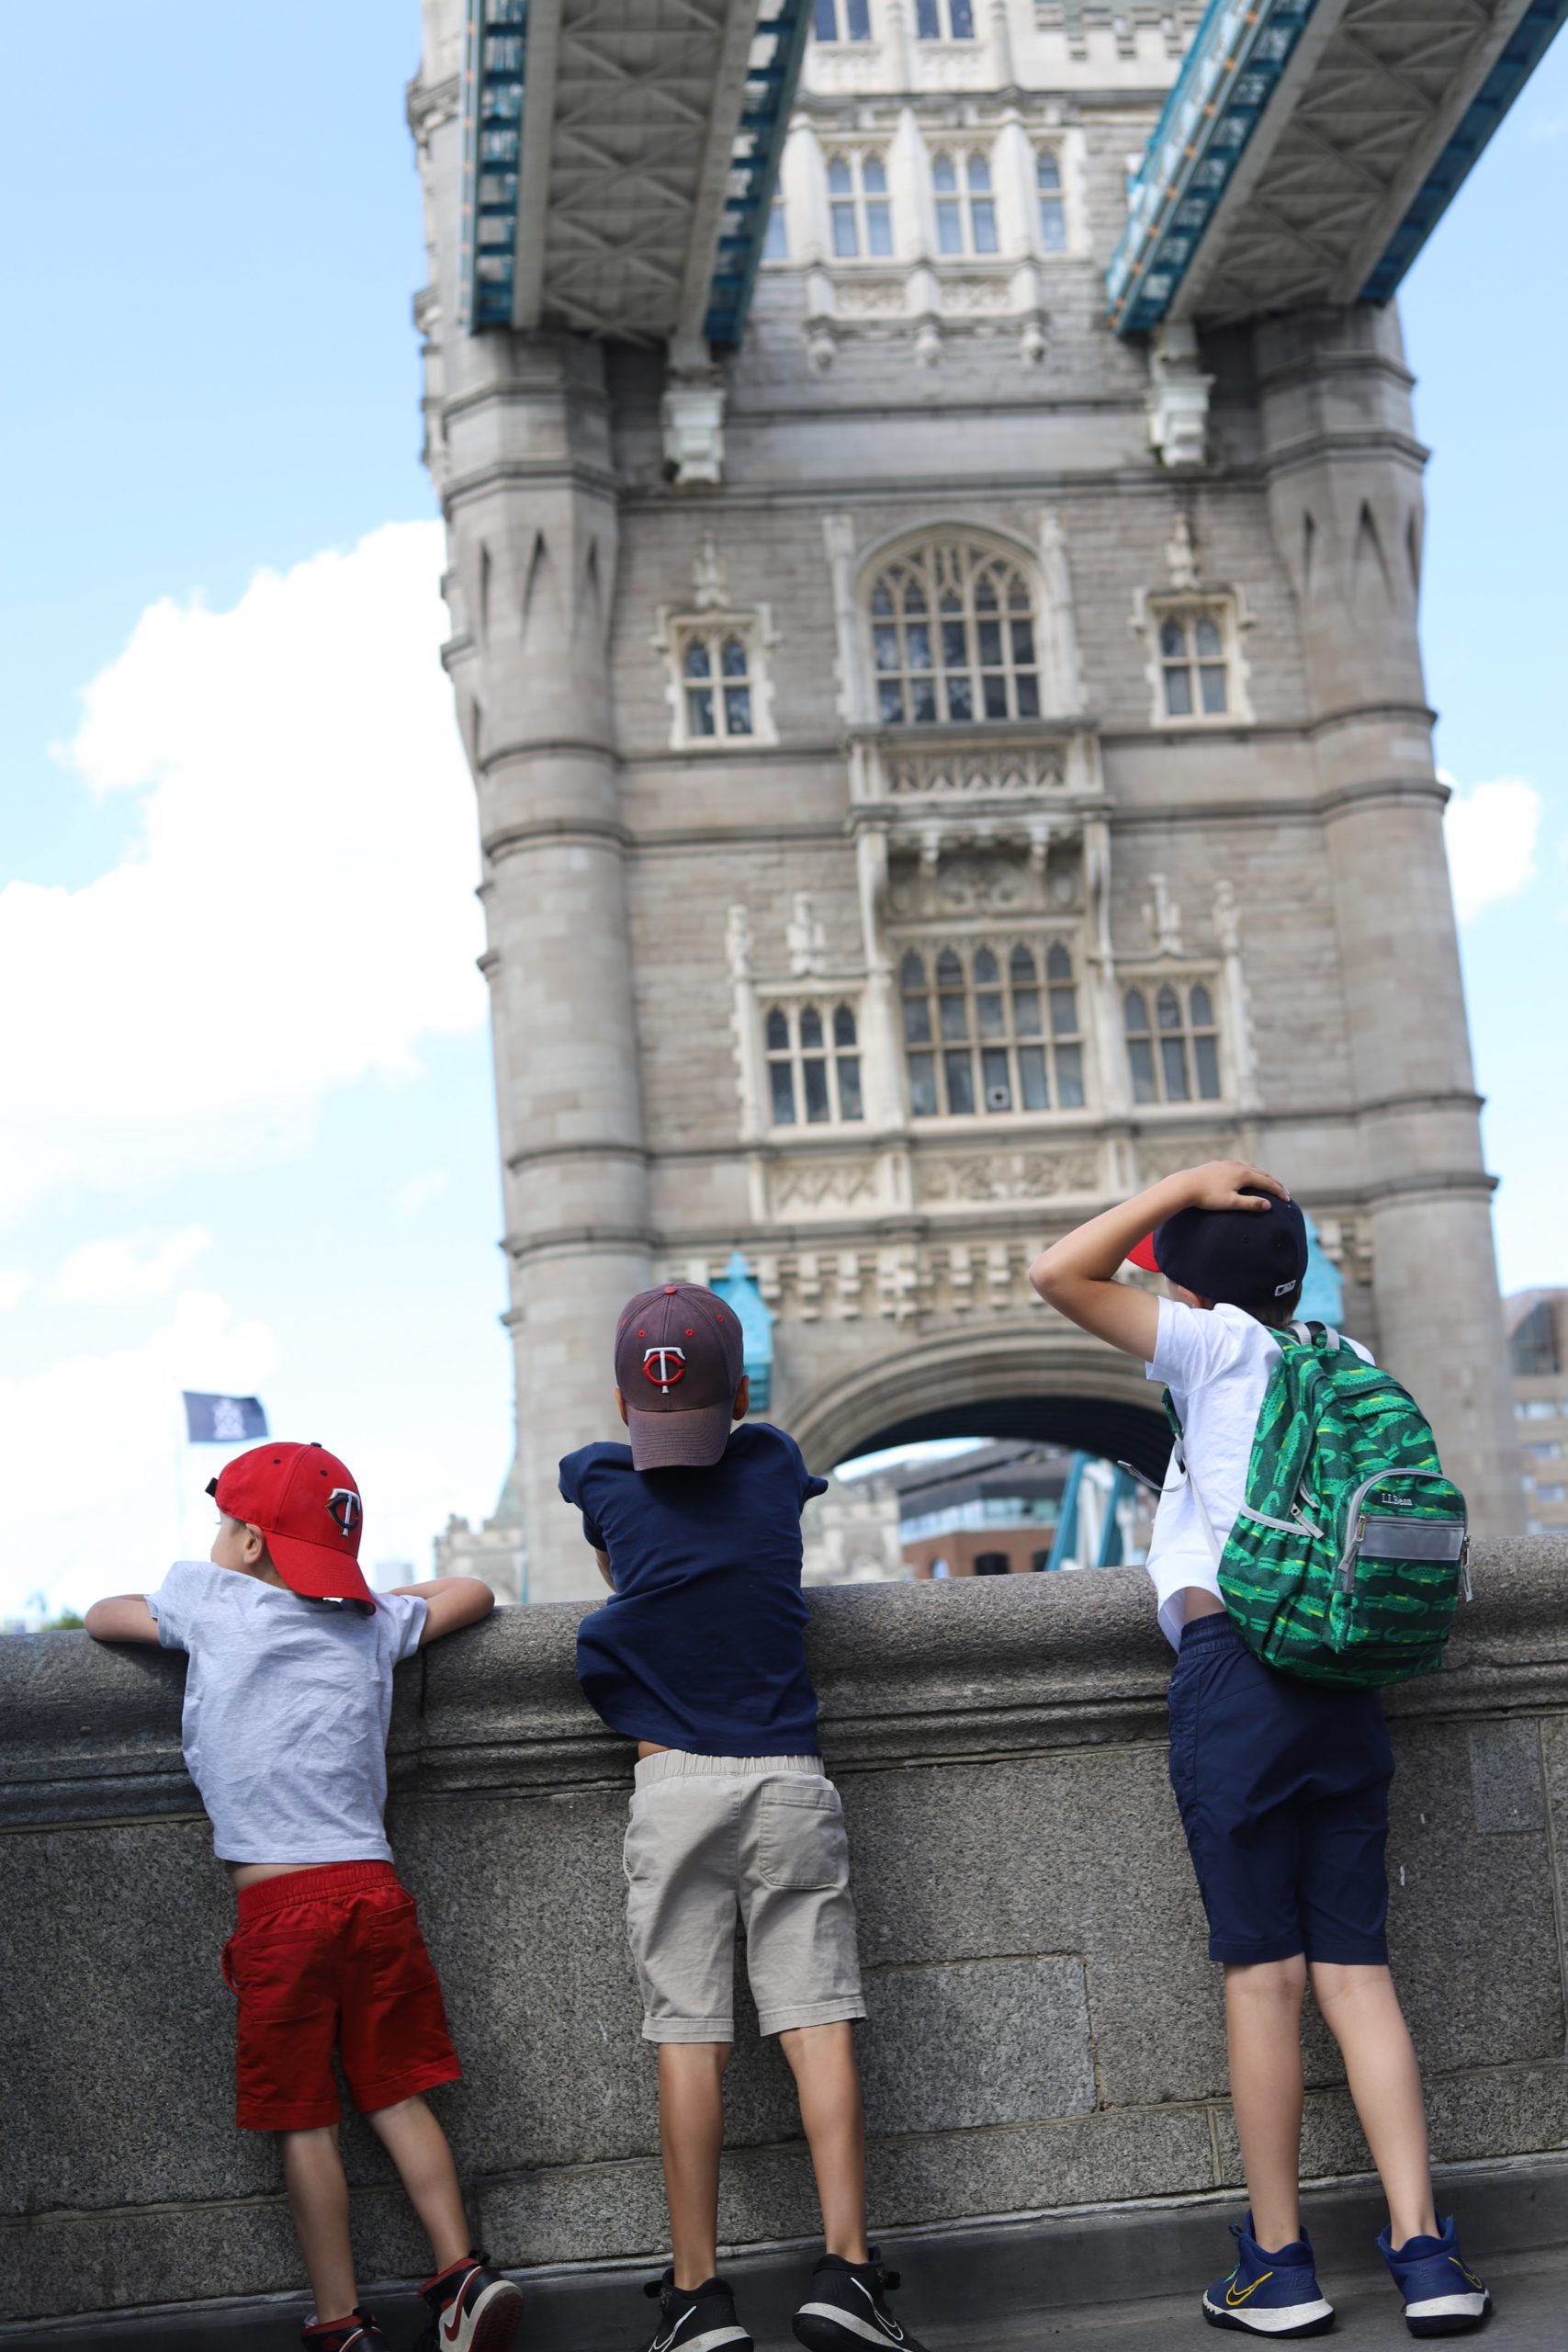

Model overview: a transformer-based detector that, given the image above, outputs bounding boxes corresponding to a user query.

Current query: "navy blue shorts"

[1168,1613,1393,1967]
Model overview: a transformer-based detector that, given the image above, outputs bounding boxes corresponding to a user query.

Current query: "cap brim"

[266,1529,377,1608]
[626,1402,734,1471]
[1127,1232,1162,1273]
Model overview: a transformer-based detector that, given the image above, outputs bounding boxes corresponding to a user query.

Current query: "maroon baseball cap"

[208,1441,374,1607]
[615,1283,745,1471]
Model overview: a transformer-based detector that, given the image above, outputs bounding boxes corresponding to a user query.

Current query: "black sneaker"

[418,2247,525,2352]
[632,2269,753,2352]
[301,2315,391,2352]
[795,2253,926,2350]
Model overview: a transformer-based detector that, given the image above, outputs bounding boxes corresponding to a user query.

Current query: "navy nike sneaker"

[1202,2214,1335,2336]
[631,2270,752,2352]
[1378,2217,1491,2335]
[794,2251,927,2349]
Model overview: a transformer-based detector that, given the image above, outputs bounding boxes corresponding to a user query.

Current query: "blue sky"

[1,9,1562,1617]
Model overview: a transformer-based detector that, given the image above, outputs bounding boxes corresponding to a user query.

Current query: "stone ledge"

[4,1546,1564,1827]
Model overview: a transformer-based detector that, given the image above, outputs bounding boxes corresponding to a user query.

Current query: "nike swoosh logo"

[441,2274,479,2345]
[852,2278,903,2341]
[1225,2270,1274,2307]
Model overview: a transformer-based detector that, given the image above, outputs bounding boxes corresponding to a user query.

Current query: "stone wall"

[4,1549,1566,2329]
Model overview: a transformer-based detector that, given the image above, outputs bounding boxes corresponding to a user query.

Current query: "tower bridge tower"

[411,0,1553,1600]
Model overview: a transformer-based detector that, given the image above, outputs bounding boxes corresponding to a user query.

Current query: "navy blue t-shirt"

[560,1423,829,1757]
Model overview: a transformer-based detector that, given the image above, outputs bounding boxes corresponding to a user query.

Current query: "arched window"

[916,0,975,35]
[814,0,872,38]
[1036,151,1066,252]
[828,153,893,258]
[765,1001,863,1125]
[1123,983,1223,1104]
[869,540,1041,725]
[681,628,754,740]
[932,151,998,255]
[902,941,1084,1116]
[1157,608,1230,718]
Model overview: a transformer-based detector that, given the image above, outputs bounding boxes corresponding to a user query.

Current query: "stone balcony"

[3,1548,1567,2340]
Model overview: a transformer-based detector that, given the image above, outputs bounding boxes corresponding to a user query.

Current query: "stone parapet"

[3,1549,1566,2327]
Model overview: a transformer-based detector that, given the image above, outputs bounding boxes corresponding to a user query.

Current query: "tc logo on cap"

[643,1346,686,1394]
[327,1487,363,1535]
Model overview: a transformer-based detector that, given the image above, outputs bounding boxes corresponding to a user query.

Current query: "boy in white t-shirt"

[85,1440,524,2352]
[1032,1162,1490,2340]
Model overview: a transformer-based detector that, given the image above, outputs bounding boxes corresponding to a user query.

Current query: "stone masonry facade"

[411,1,1521,1600]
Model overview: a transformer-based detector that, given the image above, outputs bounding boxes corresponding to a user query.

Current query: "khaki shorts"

[623,1752,865,2043]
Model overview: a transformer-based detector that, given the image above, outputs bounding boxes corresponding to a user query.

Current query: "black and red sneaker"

[301,2315,391,2352]
[418,2248,524,2352]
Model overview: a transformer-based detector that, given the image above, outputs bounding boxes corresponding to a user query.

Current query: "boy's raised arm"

[85,1595,161,1644]
[1030,1159,1288,1360]
[386,1576,496,1644]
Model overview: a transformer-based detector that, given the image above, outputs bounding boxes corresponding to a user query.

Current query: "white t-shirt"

[1143,1301,1373,1651]
[144,1560,427,1864]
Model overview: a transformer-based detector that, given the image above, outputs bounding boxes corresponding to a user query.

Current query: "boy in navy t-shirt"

[560,1283,924,2352]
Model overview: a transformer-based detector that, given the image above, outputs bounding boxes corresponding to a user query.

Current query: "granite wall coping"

[5,1543,1564,1826]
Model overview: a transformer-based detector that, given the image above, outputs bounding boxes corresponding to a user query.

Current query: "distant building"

[433,1458,527,1604]
[877,1442,1154,1579]
[1506,1292,1568,1540]
[802,1472,906,1586]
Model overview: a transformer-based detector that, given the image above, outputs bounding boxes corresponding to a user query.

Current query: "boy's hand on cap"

[1184,1159,1291,1213]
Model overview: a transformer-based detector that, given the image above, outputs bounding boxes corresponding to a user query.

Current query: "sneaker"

[1201,2215,1335,2337]
[794,2251,927,2350]
[632,2269,752,2352]
[301,2316,391,2352]
[1378,2217,1491,2336]
[418,2248,524,2352]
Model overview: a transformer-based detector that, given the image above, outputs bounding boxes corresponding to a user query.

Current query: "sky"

[1,9,1563,1620]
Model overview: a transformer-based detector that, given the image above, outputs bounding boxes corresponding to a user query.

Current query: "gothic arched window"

[902,941,1084,1116]
[828,152,893,257]
[916,0,975,35]
[1123,982,1222,1103]
[1036,151,1066,251]
[931,151,998,255]
[868,539,1041,725]
[765,1001,863,1125]
[1157,608,1230,718]
[681,629,754,740]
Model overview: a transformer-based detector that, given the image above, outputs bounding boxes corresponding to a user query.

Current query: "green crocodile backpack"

[1168,1321,1471,1688]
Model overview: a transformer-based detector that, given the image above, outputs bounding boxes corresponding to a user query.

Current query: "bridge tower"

[412,0,1550,1599]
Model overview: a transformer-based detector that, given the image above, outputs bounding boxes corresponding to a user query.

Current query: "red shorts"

[221,1861,460,2132]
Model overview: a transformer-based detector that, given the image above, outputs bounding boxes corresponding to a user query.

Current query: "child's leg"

[365,2094,471,2273]
[281,2127,357,2323]
[658,2042,731,2289]
[1309,1962,1438,2246]
[779,2022,869,2266]
[1224,1956,1308,2250]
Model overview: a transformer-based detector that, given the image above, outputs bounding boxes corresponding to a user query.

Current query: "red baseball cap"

[1127,1232,1161,1272]
[209,1441,374,1607]
[615,1283,745,1471]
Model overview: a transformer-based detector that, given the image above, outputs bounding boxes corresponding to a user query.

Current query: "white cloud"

[0,1291,280,1618]
[51,1225,211,1306]
[1443,776,1540,924]
[0,1270,33,1311]
[0,522,484,1224]
[393,1170,450,1219]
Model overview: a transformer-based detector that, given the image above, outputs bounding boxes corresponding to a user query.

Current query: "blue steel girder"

[458,0,813,347]
[1107,0,1568,337]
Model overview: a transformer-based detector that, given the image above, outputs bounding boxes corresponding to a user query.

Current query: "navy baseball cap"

[615,1283,745,1471]
[1139,1190,1308,1306]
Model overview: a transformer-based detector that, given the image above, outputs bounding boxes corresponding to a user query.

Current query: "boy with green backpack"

[1032,1160,1490,2340]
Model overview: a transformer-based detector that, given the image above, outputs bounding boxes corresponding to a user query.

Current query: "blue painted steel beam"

[1044,1453,1087,1573]
[459,0,528,334]
[705,0,815,347]
[1106,0,1321,339]
[1359,0,1568,303]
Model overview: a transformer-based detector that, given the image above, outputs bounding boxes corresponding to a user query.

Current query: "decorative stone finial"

[693,533,728,611]
[726,903,753,980]
[1145,871,1183,956]
[1213,876,1241,956]
[786,892,829,976]
[1166,508,1200,592]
